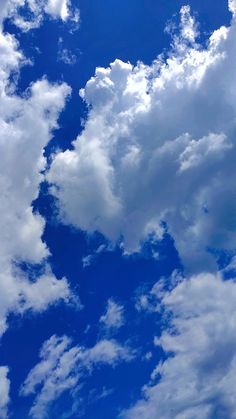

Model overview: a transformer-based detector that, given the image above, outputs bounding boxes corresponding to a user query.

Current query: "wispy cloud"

[20,335,133,418]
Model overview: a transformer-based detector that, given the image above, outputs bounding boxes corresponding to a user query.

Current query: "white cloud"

[82,244,110,268]
[0,0,79,31]
[48,2,236,273]
[0,8,73,339]
[20,334,133,418]
[124,273,236,419]
[229,0,236,15]
[82,339,133,368]
[58,47,77,65]
[57,37,77,65]
[100,299,124,330]
[44,0,70,22]
[0,367,10,419]
[82,254,93,268]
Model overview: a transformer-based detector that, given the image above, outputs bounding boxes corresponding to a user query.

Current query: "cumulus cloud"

[0,367,10,419]
[0,6,73,339]
[48,1,236,273]
[100,299,124,331]
[124,273,236,419]
[20,334,133,418]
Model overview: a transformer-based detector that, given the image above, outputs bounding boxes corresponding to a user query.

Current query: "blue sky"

[1,1,236,418]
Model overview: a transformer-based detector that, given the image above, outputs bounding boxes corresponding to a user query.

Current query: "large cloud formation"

[124,273,236,419]
[0,4,75,414]
[48,1,236,273]
[0,1,73,341]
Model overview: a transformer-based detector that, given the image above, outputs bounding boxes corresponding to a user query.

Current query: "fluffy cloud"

[0,0,79,31]
[44,0,70,22]
[100,298,124,331]
[124,273,236,419]
[20,334,132,418]
[48,1,236,273]
[0,5,73,338]
[0,3,78,414]
[0,367,10,419]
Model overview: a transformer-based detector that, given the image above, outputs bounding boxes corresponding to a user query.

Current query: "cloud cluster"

[48,1,236,273]
[124,273,236,419]
[0,35,71,336]
[20,334,133,418]
[0,0,73,344]
[0,0,80,414]
[0,0,79,31]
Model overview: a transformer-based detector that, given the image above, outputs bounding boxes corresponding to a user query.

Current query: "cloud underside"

[48,2,236,273]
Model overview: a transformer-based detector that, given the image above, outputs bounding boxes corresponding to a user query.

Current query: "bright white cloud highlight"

[124,273,236,419]
[20,334,133,418]
[44,0,70,21]
[48,1,236,273]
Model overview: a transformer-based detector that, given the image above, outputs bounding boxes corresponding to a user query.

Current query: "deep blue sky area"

[1,1,232,418]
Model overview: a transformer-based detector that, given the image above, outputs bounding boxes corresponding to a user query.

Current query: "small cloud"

[57,38,77,65]
[100,299,125,331]
[143,351,153,361]
[82,243,111,269]
[82,254,93,268]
